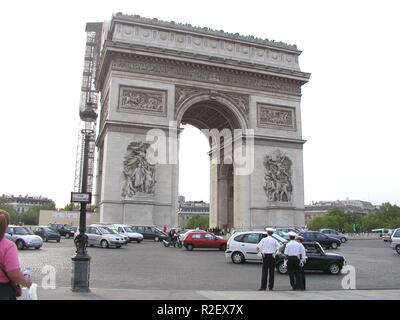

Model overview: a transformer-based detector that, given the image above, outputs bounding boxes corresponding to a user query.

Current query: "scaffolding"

[73,23,103,196]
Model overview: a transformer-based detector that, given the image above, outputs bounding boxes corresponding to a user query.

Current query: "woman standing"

[0,210,32,300]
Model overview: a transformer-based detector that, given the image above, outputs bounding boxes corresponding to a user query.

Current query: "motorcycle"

[163,235,182,248]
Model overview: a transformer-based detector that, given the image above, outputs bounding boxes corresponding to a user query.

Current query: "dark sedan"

[34,226,61,242]
[276,241,346,275]
[300,231,341,249]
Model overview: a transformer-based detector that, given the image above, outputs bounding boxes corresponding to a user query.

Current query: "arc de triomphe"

[94,13,310,230]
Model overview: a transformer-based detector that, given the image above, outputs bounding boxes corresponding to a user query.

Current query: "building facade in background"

[0,194,55,214]
[178,199,209,228]
[39,210,99,227]
[304,200,377,225]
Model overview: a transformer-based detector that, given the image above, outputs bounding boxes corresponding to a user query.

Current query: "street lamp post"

[71,102,97,292]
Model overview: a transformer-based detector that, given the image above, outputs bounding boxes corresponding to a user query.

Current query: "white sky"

[0,0,399,208]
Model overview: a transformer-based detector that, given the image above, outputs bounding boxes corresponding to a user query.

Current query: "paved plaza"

[17,238,400,299]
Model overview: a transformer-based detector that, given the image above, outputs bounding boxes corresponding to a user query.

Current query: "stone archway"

[94,13,310,230]
[175,89,248,230]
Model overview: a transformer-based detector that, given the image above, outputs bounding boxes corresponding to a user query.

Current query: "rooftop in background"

[178,200,209,213]
[305,200,377,214]
[1,194,55,204]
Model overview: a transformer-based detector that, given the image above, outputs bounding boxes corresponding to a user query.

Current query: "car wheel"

[16,240,25,250]
[328,263,341,275]
[277,261,288,274]
[219,244,227,251]
[231,252,245,264]
[331,242,338,249]
[35,247,41,250]
[186,244,194,251]
[101,240,109,248]
[137,240,142,243]
[340,237,347,243]
[116,245,121,249]
[396,245,400,255]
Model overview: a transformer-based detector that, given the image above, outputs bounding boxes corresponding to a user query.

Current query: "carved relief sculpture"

[258,104,296,130]
[263,150,293,202]
[121,141,156,198]
[119,86,166,115]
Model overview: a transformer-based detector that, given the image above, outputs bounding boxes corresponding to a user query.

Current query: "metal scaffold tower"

[73,22,103,195]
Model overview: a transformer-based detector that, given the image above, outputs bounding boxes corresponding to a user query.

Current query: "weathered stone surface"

[95,14,309,229]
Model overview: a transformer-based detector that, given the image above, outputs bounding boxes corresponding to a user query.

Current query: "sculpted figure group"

[121,141,156,198]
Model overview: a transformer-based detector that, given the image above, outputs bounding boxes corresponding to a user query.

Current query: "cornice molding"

[97,49,309,97]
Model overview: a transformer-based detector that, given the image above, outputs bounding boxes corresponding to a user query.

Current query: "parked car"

[130,225,169,242]
[274,230,290,240]
[179,229,206,241]
[390,228,400,255]
[69,226,78,237]
[5,226,43,250]
[91,224,129,245]
[33,226,61,242]
[48,223,74,238]
[300,231,341,249]
[320,229,348,243]
[275,227,299,234]
[275,241,346,275]
[225,231,287,264]
[74,225,126,248]
[183,231,227,251]
[108,224,143,243]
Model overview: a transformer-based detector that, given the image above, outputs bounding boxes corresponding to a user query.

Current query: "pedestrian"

[295,235,307,290]
[283,231,304,291]
[256,228,283,291]
[0,209,32,300]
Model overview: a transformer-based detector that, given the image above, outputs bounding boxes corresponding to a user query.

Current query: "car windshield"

[316,242,326,254]
[124,227,133,233]
[98,227,113,234]
[14,227,33,235]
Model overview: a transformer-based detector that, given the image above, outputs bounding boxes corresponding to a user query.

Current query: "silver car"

[5,225,43,250]
[320,229,348,243]
[390,228,400,255]
[77,225,126,248]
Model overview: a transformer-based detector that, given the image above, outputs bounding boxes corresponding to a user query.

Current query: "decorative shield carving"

[263,150,293,202]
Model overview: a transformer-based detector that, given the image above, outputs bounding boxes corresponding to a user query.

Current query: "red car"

[183,232,227,251]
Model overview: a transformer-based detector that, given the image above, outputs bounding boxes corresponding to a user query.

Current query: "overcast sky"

[0,0,399,208]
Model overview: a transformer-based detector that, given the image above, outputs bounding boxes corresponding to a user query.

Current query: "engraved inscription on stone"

[118,86,167,116]
[258,104,296,130]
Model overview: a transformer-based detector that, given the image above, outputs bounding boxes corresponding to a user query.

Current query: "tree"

[186,215,209,230]
[0,200,18,224]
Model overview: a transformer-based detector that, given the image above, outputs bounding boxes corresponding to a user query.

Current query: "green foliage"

[0,200,18,224]
[186,215,209,230]
[61,203,75,211]
[308,204,400,232]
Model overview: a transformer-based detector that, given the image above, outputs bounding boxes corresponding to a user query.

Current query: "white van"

[109,224,144,243]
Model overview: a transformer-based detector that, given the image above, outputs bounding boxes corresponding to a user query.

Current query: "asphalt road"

[18,238,400,291]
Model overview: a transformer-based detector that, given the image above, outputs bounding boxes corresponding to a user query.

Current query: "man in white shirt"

[296,235,307,290]
[256,228,283,291]
[284,232,304,290]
